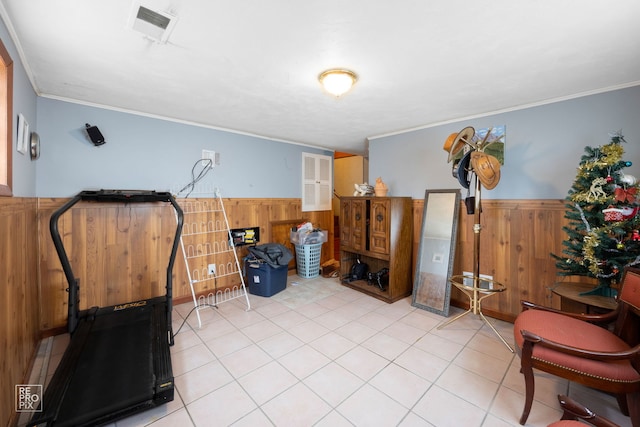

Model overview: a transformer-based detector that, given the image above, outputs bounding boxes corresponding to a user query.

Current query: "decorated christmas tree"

[552,132,640,296]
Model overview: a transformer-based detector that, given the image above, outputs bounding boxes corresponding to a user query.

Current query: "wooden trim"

[0,37,13,197]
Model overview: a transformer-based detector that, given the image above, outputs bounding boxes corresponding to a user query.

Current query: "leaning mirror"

[412,189,461,316]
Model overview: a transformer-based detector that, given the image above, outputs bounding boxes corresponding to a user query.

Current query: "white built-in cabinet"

[302,152,332,211]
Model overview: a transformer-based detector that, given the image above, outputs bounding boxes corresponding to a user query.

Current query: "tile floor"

[22,275,631,427]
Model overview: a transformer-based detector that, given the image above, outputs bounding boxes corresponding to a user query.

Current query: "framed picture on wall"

[477,125,505,164]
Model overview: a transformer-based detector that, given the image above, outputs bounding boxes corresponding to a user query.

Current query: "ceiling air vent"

[129,4,177,43]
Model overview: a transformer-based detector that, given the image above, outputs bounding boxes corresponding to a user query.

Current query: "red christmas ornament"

[633,230,640,242]
[606,175,613,183]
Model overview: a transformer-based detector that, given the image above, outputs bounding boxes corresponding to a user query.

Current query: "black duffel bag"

[247,243,293,268]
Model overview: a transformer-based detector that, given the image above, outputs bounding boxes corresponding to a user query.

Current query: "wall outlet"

[208,263,216,275]
[462,271,493,289]
[202,150,219,168]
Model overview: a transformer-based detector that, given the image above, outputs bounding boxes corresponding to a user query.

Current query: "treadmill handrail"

[49,194,83,334]
[49,189,184,336]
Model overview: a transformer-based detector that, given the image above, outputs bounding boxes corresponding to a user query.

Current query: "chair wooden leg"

[616,393,629,416]
[628,391,639,427]
[519,342,535,425]
[519,365,535,425]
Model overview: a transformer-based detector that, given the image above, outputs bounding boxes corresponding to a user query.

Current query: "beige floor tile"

[397,411,435,426]
[436,364,500,410]
[174,360,233,404]
[413,331,464,360]
[170,328,202,353]
[333,320,378,343]
[453,346,512,383]
[171,342,216,377]
[237,360,298,405]
[239,318,283,342]
[309,331,357,360]
[466,330,517,363]
[192,316,236,341]
[313,410,354,427]
[186,381,257,426]
[290,301,330,318]
[229,408,274,427]
[251,299,291,317]
[337,383,409,426]
[361,331,411,360]
[335,345,389,381]
[204,329,252,358]
[399,310,442,331]
[490,386,562,427]
[356,311,397,331]
[277,344,331,379]
[312,309,353,330]
[369,362,432,408]
[413,385,486,427]
[394,346,449,382]
[382,320,429,344]
[286,318,331,343]
[260,382,332,427]
[219,343,272,378]
[256,330,304,359]
[303,362,364,406]
[269,309,310,329]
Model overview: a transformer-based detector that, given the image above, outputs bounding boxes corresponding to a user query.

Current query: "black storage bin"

[244,258,288,297]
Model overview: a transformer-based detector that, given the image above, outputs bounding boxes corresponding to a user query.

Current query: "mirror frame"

[411,189,461,316]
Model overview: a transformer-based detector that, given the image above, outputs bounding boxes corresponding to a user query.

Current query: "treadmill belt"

[56,304,155,426]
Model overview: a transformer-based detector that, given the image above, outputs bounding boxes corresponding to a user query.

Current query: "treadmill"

[29,190,183,427]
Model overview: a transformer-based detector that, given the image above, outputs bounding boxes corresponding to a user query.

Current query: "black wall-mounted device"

[85,123,105,146]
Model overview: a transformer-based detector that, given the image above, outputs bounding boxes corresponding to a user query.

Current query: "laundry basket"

[294,243,322,278]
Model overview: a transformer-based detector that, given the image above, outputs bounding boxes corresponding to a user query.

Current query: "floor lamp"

[438,128,513,352]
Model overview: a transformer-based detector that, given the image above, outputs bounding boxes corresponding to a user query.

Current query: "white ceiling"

[1,0,639,155]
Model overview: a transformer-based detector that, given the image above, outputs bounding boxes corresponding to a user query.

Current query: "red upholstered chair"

[514,267,640,426]
[548,395,620,427]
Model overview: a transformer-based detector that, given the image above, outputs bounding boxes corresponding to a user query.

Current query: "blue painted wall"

[35,98,330,198]
[369,86,640,200]
[1,15,38,197]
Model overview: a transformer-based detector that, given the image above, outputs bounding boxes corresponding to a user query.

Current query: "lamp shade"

[319,69,357,97]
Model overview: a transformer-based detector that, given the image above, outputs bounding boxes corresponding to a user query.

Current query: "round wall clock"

[30,131,40,160]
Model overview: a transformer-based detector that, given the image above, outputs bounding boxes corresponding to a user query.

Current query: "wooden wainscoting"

[412,198,588,322]
[37,197,334,332]
[1,197,39,427]
[34,196,586,330]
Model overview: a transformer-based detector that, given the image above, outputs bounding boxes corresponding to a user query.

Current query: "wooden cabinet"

[339,197,413,303]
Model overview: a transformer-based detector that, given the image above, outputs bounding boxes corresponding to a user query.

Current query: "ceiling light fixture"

[319,69,357,97]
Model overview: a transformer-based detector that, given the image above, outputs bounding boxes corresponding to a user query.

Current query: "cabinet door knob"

[355,213,361,221]
[376,214,384,222]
